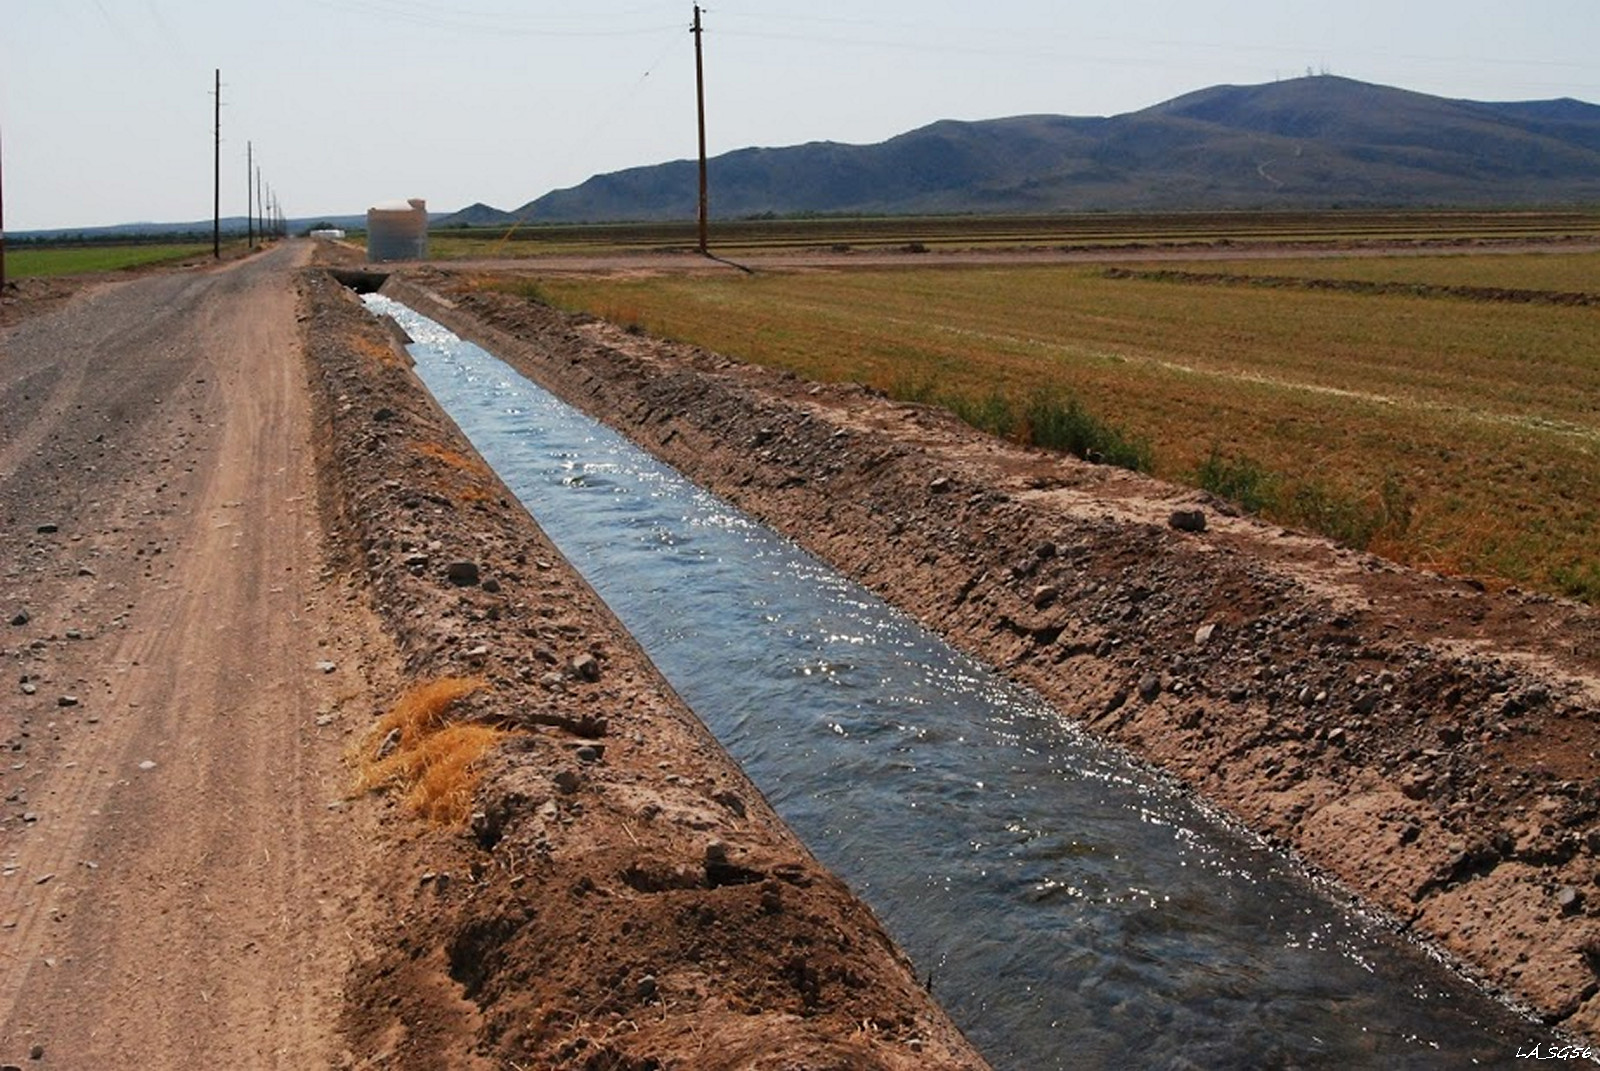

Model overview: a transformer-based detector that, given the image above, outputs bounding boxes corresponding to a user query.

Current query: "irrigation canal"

[365,294,1559,1069]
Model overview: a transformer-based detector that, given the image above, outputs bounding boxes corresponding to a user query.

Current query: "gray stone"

[571,653,602,683]
[8,611,27,628]
[445,560,481,586]
[315,660,337,674]
[1557,885,1584,915]
[553,768,581,795]
[1193,623,1217,646]
[1138,673,1162,702]
[1168,509,1207,533]
[1031,585,1059,609]
[57,696,78,708]
[19,683,35,696]
[929,477,953,495]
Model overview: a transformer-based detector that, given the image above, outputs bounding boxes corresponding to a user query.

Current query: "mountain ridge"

[441,76,1600,227]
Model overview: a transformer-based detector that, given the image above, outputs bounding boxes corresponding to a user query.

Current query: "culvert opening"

[329,268,391,295]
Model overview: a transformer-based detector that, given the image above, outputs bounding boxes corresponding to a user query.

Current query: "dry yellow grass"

[511,255,1600,602]
[416,440,492,477]
[354,677,510,825]
[348,330,402,368]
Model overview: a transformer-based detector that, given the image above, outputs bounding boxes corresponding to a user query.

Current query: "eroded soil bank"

[384,268,1600,1042]
[301,270,988,1070]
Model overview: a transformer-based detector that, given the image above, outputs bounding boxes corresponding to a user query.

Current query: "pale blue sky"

[3,0,1597,230]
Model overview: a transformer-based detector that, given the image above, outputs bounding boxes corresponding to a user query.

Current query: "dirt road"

[0,244,383,1066]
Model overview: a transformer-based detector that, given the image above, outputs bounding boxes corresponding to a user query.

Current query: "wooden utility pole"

[256,165,264,243]
[1,125,7,293]
[692,4,708,255]
[247,140,254,248]
[212,69,221,259]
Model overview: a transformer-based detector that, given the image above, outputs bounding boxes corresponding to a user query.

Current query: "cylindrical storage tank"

[367,198,428,262]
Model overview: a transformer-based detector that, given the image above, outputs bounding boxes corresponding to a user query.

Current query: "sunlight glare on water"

[365,294,1560,1070]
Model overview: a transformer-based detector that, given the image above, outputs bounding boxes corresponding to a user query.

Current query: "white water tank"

[367,198,428,261]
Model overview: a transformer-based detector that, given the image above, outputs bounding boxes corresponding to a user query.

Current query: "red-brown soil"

[386,266,1600,1043]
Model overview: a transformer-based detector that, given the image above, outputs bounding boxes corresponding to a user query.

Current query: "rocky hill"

[441,76,1600,225]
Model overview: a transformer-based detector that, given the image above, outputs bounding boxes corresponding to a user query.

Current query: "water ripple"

[366,294,1551,1070]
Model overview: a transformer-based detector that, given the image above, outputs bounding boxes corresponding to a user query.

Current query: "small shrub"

[1196,448,1276,515]
[1553,561,1600,603]
[944,390,1016,438]
[1286,481,1382,549]
[1021,390,1153,472]
[1281,472,1414,552]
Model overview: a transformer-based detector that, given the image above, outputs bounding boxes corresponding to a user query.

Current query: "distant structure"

[366,198,428,261]
[309,228,346,240]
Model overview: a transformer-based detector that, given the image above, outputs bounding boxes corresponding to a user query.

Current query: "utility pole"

[212,69,221,259]
[1,125,7,294]
[256,165,264,243]
[692,4,708,255]
[247,140,254,249]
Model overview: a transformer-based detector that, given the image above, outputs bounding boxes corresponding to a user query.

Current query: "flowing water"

[366,295,1560,1069]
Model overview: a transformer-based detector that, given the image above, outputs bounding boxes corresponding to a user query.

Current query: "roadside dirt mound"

[300,271,987,1070]
[390,269,1600,1041]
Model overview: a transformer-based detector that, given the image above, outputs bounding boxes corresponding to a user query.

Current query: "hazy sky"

[3,1,1597,230]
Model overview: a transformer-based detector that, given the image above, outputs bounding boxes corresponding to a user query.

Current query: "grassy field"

[479,245,1600,602]
[5,243,216,278]
[432,209,1600,259]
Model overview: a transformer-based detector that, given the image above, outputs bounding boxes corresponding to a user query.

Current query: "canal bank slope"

[384,269,1600,1042]
[302,271,988,1070]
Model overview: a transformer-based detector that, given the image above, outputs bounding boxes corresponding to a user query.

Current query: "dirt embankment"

[301,271,988,1070]
[386,269,1600,1040]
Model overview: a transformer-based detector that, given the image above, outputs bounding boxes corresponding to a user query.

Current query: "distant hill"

[434,202,520,228]
[504,76,1600,223]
